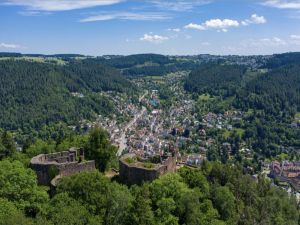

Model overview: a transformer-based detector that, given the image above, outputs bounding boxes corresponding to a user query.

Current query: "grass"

[222,128,245,139]
[294,112,300,121]
[143,162,155,169]
[223,130,231,139]
[0,56,66,65]
[145,76,165,80]
[198,94,215,101]
[245,109,254,116]
[234,128,245,137]
[124,157,137,164]
[144,76,165,84]
[134,61,160,68]
[241,69,266,87]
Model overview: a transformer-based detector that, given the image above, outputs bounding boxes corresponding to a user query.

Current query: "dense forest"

[235,64,300,120]
[263,52,300,69]
[0,52,85,59]
[0,60,134,132]
[98,54,199,76]
[0,128,298,225]
[184,55,300,121]
[184,64,247,97]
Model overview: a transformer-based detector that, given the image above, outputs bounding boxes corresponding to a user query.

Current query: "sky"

[1,0,300,55]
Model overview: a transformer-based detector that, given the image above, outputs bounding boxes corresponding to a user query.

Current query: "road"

[116,106,147,156]
[139,90,148,102]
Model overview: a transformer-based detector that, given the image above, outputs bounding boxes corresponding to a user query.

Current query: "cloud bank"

[80,12,170,22]
[262,0,300,9]
[2,0,123,11]
[149,0,212,11]
[185,14,266,32]
[0,43,21,49]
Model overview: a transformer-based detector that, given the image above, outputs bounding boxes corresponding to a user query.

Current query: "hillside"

[101,54,198,76]
[184,58,300,120]
[184,64,247,97]
[235,64,300,119]
[0,60,134,131]
[263,52,300,69]
[184,56,300,157]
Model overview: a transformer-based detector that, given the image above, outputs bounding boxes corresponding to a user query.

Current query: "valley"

[0,53,299,225]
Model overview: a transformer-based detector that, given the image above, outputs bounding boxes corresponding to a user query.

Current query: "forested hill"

[99,54,199,76]
[184,64,247,97]
[0,60,134,131]
[105,54,171,68]
[184,60,300,121]
[64,60,133,93]
[235,64,300,120]
[263,52,300,69]
[0,52,85,58]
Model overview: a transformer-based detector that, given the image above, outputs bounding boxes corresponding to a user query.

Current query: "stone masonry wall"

[119,161,160,185]
[58,161,95,177]
[30,149,95,186]
[119,154,177,185]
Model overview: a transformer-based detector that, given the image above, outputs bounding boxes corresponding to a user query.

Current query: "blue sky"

[1,0,300,55]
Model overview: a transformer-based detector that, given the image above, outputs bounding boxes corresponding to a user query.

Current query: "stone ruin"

[30,148,95,186]
[119,151,177,185]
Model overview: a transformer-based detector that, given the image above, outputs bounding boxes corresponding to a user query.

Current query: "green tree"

[104,182,134,225]
[57,171,133,225]
[177,190,203,225]
[178,167,209,197]
[0,160,48,217]
[0,131,16,158]
[0,142,6,159]
[0,198,31,225]
[38,193,100,225]
[258,188,299,225]
[130,185,155,225]
[155,198,178,225]
[85,127,117,172]
[24,139,56,158]
[149,173,190,205]
[212,186,237,223]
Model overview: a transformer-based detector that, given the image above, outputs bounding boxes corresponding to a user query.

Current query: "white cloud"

[140,33,169,43]
[18,10,51,16]
[201,42,210,46]
[204,19,239,29]
[290,34,300,39]
[149,0,212,11]
[185,14,266,32]
[242,14,267,26]
[241,37,287,48]
[80,12,170,22]
[262,0,300,9]
[237,36,300,54]
[290,35,300,45]
[0,43,21,49]
[184,23,206,30]
[184,19,239,32]
[2,0,123,11]
[184,34,192,40]
[168,28,181,32]
[260,37,287,45]
[246,36,300,47]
